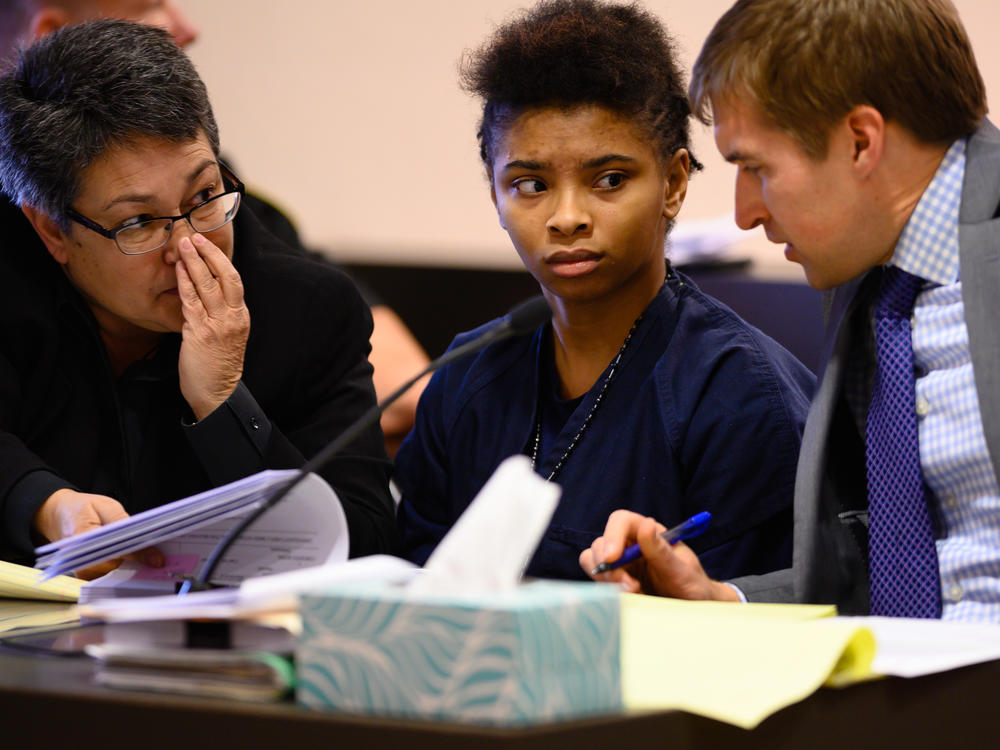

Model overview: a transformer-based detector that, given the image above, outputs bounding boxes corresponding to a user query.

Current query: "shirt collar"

[890,138,966,285]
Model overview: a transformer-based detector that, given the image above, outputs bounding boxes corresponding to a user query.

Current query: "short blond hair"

[690,0,987,158]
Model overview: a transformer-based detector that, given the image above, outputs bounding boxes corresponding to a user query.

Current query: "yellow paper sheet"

[0,600,80,634]
[621,595,876,729]
[0,559,83,602]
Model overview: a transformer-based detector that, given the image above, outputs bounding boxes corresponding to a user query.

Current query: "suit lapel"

[959,122,1000,477]
[793,271,876,598]
[805,271,876,455]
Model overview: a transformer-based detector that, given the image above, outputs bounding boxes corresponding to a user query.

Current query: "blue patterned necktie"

[866,266,941,618]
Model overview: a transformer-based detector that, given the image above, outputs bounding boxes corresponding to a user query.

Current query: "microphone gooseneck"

[504,295,554,336]
[181,295,553,594]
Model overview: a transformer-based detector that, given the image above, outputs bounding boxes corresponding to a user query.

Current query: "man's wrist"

[711,580,745,602]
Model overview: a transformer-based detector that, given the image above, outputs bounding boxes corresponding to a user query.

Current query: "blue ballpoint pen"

[590,511,712,575]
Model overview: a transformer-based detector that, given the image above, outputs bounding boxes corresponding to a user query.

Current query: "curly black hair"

[461,0,701,173]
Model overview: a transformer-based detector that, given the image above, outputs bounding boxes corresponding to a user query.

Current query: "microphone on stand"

[181,295,553,594]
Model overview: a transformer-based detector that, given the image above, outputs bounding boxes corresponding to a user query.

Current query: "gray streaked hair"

[0,18,219,227]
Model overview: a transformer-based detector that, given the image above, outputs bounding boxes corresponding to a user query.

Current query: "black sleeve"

[235,252,400,558]
[182,381,274,484]
[1,468,74,564]
[0,349,73,562]
[241,192,385,308]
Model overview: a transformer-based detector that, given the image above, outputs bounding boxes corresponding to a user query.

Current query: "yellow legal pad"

[0,559,83,602]
[620,594,876,729]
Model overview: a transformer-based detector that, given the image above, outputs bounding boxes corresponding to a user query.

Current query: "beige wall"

[184,1,1000,271]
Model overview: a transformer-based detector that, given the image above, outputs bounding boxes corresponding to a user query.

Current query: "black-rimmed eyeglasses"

[65,163,245,255]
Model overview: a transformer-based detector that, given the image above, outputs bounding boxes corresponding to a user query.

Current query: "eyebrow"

[499,153,637,172]
[501,159,544,172]
[101,159,218,212]
[583,153,636,169]
[722,150,753,164]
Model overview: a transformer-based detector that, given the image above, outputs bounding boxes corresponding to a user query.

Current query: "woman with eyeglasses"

[0,20,397,576]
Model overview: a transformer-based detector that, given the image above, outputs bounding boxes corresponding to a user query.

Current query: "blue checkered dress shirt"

[881,138,1000,621]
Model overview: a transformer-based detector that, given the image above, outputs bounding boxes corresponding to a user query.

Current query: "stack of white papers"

[86,642,296,702]
[80,555,418,622]
[35,470,349,588]
[858,616,1000,677]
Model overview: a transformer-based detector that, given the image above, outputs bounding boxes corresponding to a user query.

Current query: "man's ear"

[21,204,71,265]
[28,7,72,42]
[843,105,885,177]
[662,148,690,221]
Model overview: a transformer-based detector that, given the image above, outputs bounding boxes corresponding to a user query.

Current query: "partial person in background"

[395,0,814,581]
[0,20,398,575]
[582,0,1000,622]
[0,0,430,456]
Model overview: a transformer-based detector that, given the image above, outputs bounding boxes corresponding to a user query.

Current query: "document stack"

[34,470,349,598]
[86,618,298,702]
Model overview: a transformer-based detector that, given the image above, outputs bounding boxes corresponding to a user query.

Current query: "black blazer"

[0,200,398,563]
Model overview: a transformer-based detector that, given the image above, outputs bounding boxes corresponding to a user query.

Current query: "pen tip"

[590,564,607,576]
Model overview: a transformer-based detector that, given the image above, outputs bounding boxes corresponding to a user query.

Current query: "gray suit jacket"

[730,120,1000,613]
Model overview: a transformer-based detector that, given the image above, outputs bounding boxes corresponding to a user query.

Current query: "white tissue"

[408,455,561,596]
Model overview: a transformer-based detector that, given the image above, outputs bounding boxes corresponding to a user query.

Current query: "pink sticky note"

[132,553,200,581]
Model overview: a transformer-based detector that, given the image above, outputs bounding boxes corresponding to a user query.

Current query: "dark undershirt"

[532,330,585,468]
[107,335,182,505]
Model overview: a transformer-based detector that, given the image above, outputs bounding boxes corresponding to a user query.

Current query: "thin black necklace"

[530,314,644,481]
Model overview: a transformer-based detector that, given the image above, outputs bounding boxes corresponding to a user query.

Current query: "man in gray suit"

[581,0,1000,621]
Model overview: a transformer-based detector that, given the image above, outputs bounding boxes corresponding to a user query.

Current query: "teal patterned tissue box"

[296,580,621,725]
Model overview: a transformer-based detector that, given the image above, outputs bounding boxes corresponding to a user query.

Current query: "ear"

[21,204,72,265]
[27,8,73,41]
[662,148,690,221]
[843,105,885,177]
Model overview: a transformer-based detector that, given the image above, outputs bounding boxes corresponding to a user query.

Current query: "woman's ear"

[663,148,690,220]
[21,204,71,265]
